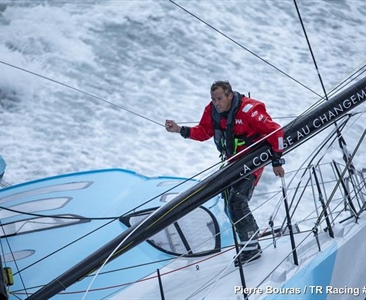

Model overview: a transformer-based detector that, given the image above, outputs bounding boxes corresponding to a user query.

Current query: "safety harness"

[212,91,260,159]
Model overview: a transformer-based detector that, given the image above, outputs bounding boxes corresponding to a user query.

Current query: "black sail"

[26,76,366,300]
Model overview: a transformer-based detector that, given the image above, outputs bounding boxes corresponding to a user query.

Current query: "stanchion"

[281,176,299,266]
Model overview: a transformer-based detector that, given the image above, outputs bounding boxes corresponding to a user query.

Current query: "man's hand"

[273,166,285,177]
[165,119,181,133]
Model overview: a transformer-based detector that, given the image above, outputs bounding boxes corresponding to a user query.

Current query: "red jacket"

[188,95,284,185]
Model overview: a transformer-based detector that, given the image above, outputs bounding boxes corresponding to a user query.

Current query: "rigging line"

[2,173,210,222]
[197,231,262,300]
[253,230,314,292]
[278,64,366,127]
[132,186,291,298]
[80,194,181,299]
[314,129,366,227]
[88,256,175,277]
[184,188,285,298]
[293,0,358,173]
[0,206,118,220]
[47,247,237,296]
[285,119,350,224]
[272,116,350,230]
[81,182,214,298]
[97,247,236,297]
[188,235,283,299]
[95,171,306,296]
[118,121,295,224]
[1,180,202,274]
[83,174,233,296]
[328,184,365,225]
[201,200,296,300]
[13,217,116,275]
[293,4,365,118]
[293,0,329,101]
[176,115,299,124]
[7,176,215,275]
[168,187,277,278]
[0,61,164,127]
[288,120,349,217]
[168,0,322,98]
[0,222,29,297]
[83,168,261,298]
[292,0,365,108]
[326,64,366,98]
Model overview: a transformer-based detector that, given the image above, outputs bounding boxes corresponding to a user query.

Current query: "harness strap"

[212,92,261,157]
[233,133,261,154]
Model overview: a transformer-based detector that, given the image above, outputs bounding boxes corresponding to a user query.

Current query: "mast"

[26,76,366,300]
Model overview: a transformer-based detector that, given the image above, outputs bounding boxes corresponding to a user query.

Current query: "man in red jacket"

[165,80,285,265]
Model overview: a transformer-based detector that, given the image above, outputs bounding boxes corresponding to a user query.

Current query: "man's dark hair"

[210,80,233,96]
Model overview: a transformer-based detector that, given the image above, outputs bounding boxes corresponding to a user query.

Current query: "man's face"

[211,87,233,113]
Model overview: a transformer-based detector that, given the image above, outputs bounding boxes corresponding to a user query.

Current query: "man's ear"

[228,92,233,100]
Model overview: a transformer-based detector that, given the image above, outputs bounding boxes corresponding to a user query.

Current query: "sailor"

[0,155,6,180]
[165,80,285,265]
